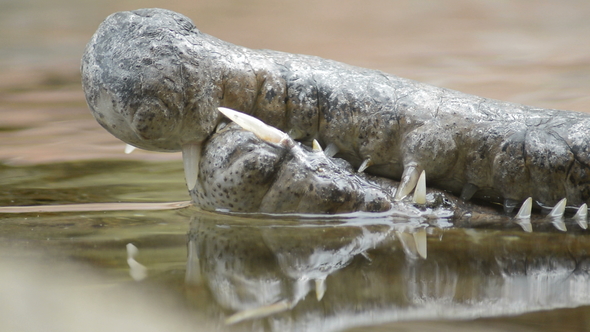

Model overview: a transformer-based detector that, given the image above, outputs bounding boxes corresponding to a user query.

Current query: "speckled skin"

[194,123,401,213]
[82,8,590,208]
[194,123,524,225]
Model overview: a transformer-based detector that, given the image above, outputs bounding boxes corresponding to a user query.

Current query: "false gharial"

[81,8,590,216]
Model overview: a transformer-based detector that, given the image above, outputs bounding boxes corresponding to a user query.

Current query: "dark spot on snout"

[265,89,276,101]
[501,143,508,152]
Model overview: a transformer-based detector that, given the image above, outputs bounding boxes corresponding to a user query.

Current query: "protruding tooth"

[503,198,519,213]
[548,198,567,232]
[357,158,373,173]
[182,142,202,191]
[514,198,533,232]
[324,143,339,157]
[124,144,136,154]
[460,183,478,201]
[413,170,427,204]
[315,278,326,301]
[515,197,533,219]
[218,107,290,144]
[548,198,567,218]
[413,228,427,259]
[394,164,421,201]
[312,139,323,152]
[574,203,588,230]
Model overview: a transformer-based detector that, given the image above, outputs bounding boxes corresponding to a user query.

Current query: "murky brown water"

[2,0,590,331]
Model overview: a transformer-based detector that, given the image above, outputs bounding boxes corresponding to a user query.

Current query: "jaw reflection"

[187,215,405,325]
[186,214,590,331]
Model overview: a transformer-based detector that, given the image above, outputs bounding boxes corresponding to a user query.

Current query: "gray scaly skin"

[194,122,454,216]
[81,8,590,211]
[192,121,588,231]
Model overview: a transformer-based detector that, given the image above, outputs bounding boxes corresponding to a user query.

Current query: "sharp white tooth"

[124,144,136,154]
[315,278,326,301]
[413,170,427,204]
[357,158,373,173]
[548,198,567,232]
[514,197,533,232]
[218,107,289,144]
[312,139,323,152]
[182,142,202,191]
[460,183,478,201]
[394,164,421,201]
[548,198,567,218]
[515,197,533,219]
[575,203,588,229]
[324,143,339,157]
[413,228,427,259]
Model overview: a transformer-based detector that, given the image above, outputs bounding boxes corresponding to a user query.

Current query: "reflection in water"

[187,213,590,332]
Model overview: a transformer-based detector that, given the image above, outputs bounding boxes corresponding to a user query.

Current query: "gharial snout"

[81,8,225,153]
[81,9,191,152]
[86,87,183,152]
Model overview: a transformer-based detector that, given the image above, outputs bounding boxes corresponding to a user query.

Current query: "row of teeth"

[125,107,588,233]
[299,119,587,231]
[395,168,588,232]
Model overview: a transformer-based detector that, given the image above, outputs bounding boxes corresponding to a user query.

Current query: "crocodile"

[82,8,590,215]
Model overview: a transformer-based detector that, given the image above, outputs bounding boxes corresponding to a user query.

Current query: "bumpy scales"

[82,8,590,213]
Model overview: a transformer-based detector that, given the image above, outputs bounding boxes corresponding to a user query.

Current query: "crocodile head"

[190,108,465,218]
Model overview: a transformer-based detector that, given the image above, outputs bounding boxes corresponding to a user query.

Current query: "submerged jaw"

[182,107,290,196]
